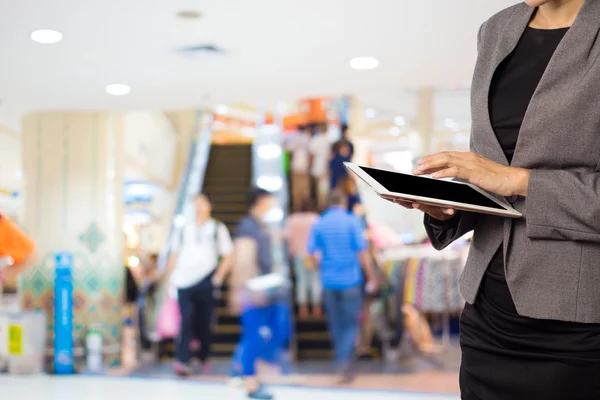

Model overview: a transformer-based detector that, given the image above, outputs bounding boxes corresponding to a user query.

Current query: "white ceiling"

[0,0,518,130]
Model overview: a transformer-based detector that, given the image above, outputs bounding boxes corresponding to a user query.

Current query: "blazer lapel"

[476,4,534,167]
[511,0,600,168]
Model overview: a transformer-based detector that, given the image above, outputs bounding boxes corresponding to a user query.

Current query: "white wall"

[0,126,21,192]
[122,111,178,253]
[0,126,22,217]
[123,111,177,187]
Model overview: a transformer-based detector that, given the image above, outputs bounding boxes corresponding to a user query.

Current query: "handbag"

[156,294,181,340]
[245,272,289,307]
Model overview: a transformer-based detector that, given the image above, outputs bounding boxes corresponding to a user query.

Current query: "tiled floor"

[124,342,462,395]
[124,360,460,394]
[0,375,460,400]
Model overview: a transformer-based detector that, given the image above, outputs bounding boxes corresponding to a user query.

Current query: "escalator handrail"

[158,111,213,270]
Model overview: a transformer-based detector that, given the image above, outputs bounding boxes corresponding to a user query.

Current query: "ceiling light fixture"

[444,118,460,131]
[394,116,406,126]
[349,57,379,70]
[176,10,203,20]
[389,127,401,136]
[30,29,63,44]
[105,84,131,96]
[215,104,229,115]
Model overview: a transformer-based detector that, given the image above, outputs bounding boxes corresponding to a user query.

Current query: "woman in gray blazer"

[398,0,600,398]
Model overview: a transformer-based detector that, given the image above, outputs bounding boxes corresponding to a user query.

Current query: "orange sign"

[282,113,308,131]
[299,97,332,123]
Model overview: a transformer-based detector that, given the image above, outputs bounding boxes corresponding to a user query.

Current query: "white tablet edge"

[344,162,522,219]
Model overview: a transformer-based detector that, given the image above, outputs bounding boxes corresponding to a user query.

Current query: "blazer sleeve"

[526,169,600,242]
[424,212,478,251]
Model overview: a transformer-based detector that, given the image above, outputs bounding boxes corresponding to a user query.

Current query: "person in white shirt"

[287,126,311,211]
[167,192,234,376]
[308,125,332,211]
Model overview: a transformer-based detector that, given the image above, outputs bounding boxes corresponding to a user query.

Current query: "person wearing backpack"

[229,188,286,400]
[166,192,234,376]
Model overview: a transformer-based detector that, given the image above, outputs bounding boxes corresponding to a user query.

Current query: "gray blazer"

[425,0,600,323]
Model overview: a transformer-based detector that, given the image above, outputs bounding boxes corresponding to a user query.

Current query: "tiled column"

[20,112,125,370]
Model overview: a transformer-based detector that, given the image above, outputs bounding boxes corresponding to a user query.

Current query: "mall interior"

[0,1,522,400]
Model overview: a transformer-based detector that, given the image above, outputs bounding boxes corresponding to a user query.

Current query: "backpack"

[177,219,224,262]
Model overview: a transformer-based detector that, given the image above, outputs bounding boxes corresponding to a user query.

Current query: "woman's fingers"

[431,166,464,180]
[413,151,478,176]
[389,198,455,220]
[392,199,414,209]
[413,203,455,220]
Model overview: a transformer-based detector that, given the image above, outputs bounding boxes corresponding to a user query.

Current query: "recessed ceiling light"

[349,57,379,70]
[30,29,63,44]
[176,10,203,19]
[389,127,401,136]
[444,118,459,131]
[105,84,131,96]
[394,116,406,126]
[365,108,376,118]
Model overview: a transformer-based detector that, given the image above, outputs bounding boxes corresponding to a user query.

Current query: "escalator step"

[201,144,252,358]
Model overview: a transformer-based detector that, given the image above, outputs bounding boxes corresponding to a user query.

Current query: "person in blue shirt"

[306,189,377,383]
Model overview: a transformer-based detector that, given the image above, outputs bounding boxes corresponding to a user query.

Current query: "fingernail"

[432,172,440,178]
[417,160,424,165]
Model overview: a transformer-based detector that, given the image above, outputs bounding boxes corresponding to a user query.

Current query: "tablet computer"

[344,162,521,218]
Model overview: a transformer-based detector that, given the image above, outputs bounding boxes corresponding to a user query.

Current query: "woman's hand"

[394,199,456,221]
[412,152,531,197]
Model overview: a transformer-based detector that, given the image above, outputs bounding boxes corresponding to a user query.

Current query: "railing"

[157,111,213,270]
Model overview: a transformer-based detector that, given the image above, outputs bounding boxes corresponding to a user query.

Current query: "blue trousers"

[323,286,363,369]
[232,302,292,376]
[239,304,279,376]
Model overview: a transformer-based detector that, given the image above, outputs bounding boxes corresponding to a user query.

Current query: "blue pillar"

[54,252,74,375]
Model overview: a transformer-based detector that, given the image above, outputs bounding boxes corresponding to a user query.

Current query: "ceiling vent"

[175,44,224,59]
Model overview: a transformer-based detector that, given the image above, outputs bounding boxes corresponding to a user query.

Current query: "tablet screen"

[359,166,504,210]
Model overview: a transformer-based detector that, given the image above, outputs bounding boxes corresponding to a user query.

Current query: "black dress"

[459,27,600,400]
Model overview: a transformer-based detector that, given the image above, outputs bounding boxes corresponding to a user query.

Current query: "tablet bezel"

[344,162,522,219]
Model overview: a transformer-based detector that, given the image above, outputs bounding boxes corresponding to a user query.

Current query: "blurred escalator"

[203,144,253,358]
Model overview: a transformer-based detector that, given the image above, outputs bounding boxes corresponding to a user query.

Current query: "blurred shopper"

[230,188,282,400]
[286,125,311,211]
[0,212,38,287]
[308,124,331,211]
[167,192,234,376]
[138,253,161,352]
[338,176,363,216]
[307,190,377,383]
[332,124,354,160]
[338,176,375,355]
[124,263,140,307]
[329,141,352,191]
[284,199,321,319]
